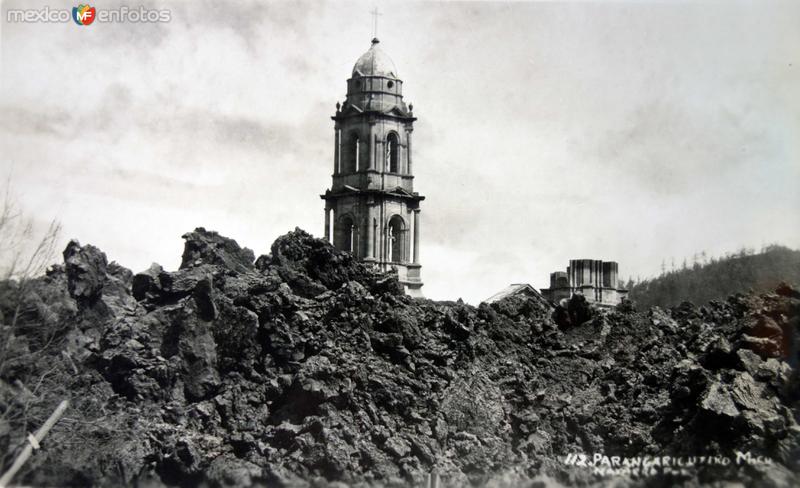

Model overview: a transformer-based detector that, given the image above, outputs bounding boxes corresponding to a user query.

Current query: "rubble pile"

[0,228,797,487]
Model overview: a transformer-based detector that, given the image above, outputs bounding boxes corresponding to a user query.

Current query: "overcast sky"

[1,0,798,303]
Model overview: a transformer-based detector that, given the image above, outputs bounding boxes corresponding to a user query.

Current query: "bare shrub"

[0,177,65,478]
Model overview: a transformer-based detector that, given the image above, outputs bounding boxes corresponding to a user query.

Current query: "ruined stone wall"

[543,260,626,306]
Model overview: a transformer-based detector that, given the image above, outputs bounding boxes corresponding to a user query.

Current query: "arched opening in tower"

[387,133,399,173]
[338,215,356,254]
[346,133,360,173]
[387,215,405,262]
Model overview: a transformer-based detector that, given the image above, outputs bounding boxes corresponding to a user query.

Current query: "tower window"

[387,81,394,89]
[347,133,360,173]
[386,133,399,173]
[339,215,356,254]
[388,215,405,262]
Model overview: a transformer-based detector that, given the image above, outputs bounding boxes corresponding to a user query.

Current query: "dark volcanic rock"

[567,293,595,326]
[180,227,255,273]
[63,239,108,303]
[269,228,405,298]
[131,262,164,302]
[2,228,799,488]
[554,293,596,328]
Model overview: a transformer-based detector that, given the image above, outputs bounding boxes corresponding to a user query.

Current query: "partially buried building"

[540,259,628,308]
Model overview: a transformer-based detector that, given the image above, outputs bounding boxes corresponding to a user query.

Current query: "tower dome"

[352,38,398,78]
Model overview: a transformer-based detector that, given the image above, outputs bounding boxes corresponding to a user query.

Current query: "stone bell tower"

[321,38,424,297]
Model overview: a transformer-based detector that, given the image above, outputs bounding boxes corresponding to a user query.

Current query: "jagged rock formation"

[0,228,798,487]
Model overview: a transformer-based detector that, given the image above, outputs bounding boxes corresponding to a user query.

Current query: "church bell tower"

[321,38,424,297]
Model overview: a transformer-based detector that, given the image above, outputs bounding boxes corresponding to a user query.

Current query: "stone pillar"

[334,129,340,174]
[355,138,360,171]
[413,209,420,264]
[406,129,413,175]
[377,138,383,171]
[569,260,576,291]
[385,226,390,263]
[324,207,331,242]
[366,213,374,259]
[369,126,376,170]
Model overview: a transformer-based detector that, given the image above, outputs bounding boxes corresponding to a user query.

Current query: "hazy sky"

[1,0,798,303]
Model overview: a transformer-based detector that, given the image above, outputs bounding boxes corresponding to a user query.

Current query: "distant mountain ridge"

[628,245,800,309]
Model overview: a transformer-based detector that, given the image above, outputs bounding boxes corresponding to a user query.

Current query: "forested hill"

[628,245,800,309]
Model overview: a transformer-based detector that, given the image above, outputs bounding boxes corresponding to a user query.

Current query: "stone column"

[568,262,574,293]
[355,139,360,171]
[333,129,340,174]
[413,209,420,263]
[385,226,390,263]
[324,207,331,242]
[366,212,374,259]
[368,125,376,170]
[406,129,413,175]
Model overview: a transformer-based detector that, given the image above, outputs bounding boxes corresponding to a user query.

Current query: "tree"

[626,245,800,308]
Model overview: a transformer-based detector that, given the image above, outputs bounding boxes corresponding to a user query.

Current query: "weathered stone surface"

[383,436,411,459]
[63,239,108,303]
[131,263,163,301]
[554,293,596,328]
[180,227,255,273]
[700,380,740,419]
